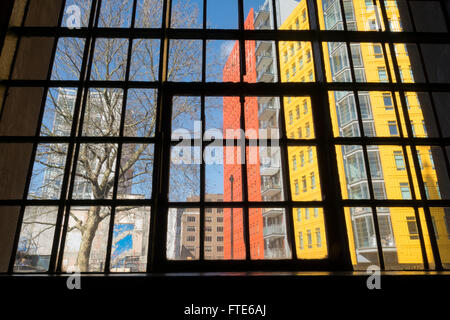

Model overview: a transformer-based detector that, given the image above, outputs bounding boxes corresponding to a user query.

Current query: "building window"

[377,67,388,82]
[373,44,383,58]
[299,232,304,250]
[298,127,302,138]
[187,226,196,232]
[314,208,319,218]
[394,151,406,170]
[205,236,212,242]
[316,228,322,248]
[406,217,419,240]
[296,105,301,119]
[293,156,297,171]
[302,176,307,192]
[187,236,196,242]
[383,93,393,110]
[400,183,412,200]
[305,208,310,220]
[297,208,302,222]
[305,122,311,137]
[388,121,399,136]
[295,180,300,195]
[308,147,313,163]
[310,172,316,189]
[307,230,313,248]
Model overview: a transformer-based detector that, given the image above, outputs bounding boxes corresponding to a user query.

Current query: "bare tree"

[24,0,206,272]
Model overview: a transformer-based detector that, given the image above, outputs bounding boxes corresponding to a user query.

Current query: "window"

[406,217,419,240]
[311,172,316,189]
[316,228,322,248]
[383,93,393,110]
[2,0,449,275]
[388,121,399,136]
[307,230,313,248]
[305,208,310,220]
[400,183,412,200]
[377,67,388,82]
[305,122,311,137]
[394,151,406,170]
[299,232,304,250]
[429,150,435,169]
[373,44,383,58]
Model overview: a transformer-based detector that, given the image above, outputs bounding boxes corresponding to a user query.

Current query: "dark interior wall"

[0,0,15,52]
[0,0,64,272]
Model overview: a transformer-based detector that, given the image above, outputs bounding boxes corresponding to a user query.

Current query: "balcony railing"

[263,224,285,238]
[258,103,277,121]
[261,180,282,197]
[264,248,287,259]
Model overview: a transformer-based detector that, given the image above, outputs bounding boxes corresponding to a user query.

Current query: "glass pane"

[317,0,386,31]
[293,207,328,259]
[82,88,123,136]
[400,92,439,138]
[323,42,353,82]
[249,147,285,202]
[28,144,68,200]
[415,146,450,200]
[135,0,163,28]
[167,208,200,260]
[118,144,154,200]
[207,0,238,29]
[124,89,157,137]
[171,0,203,29]
[98,0,133,28]
[130,39,160,82]
[420,44,450,84]
[392,44,426,83]
[110,206,151,272]
[207,40,240,83]
[380,207,425,270]
[250,208,291,259]
[169,146,201,202]
[280,42,315,83]
[204,207,226,260]
[168,40,202,82]
[41,88,77,137]
[288,147,322,201]
[367,145,414,200]
[206,146,243,202]
[433,92,450,137]
[61,0,92,28]
[51,38,85,80]
[62,206,111,272]
[284,96,314,139]
[72,144,118,199]
[278,0,310,30]
[344,207,380,270]
[14,207,58,272]
[336,145,370,200]
[350,43,389,83]
[429,208,450,269]
[245,0,274,30]
[224,208,245,259]
[256,96,280,138]
[253,41,278,83]
[90,38,128,81]
[172,96,201,138]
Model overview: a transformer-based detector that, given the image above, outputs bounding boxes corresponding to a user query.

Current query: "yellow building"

[278,0,449,269]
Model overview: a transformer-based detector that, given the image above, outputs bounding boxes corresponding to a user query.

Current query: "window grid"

[0,0,449,273]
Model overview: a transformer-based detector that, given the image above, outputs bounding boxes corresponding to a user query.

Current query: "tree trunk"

[76,207,101,272]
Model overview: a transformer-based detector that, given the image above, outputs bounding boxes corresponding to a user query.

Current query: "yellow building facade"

[279,0,449,268]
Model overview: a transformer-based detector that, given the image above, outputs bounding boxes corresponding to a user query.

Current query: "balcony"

[256,53,273,71]
[255,40,272,57]
[262,208,284,217]
[260,163,280,176]
[263,224,285,238]
[261,180,282,197]
[257,69,274,82]
[258,103,277,121]
[255,8,270,30]
[264,247,287,259]
[259,127,280,140]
